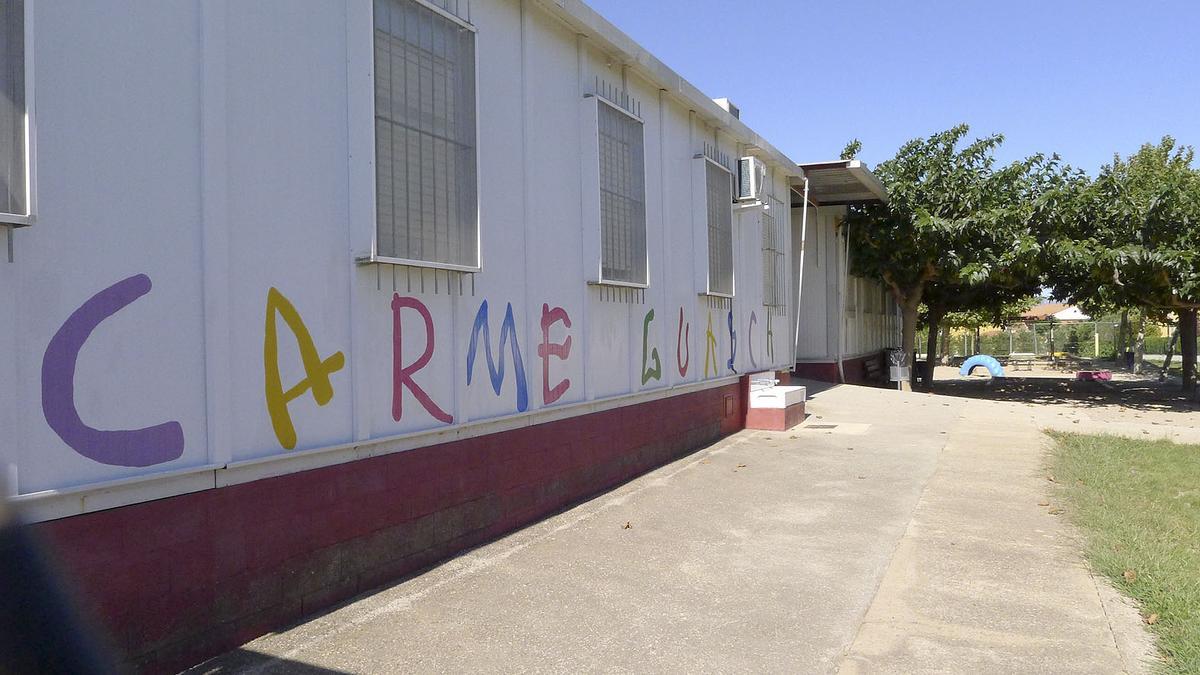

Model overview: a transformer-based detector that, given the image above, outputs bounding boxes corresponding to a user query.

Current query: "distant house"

[1020,303,1091,322]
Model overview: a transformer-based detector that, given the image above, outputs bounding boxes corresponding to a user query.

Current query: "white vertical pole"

[792,177,810,364]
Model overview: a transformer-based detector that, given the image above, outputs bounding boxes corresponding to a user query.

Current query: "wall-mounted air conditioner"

[737,156,766,202]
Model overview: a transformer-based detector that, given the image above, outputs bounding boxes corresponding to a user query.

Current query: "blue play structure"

[959,354,1005,378]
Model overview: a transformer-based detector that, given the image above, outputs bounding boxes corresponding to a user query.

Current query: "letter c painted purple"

[41,274,185,467]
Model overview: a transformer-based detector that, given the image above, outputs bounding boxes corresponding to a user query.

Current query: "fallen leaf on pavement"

[736,463,747,468]
[623,521,632,530]
[1048,507,1065,515]
[1037,500,1050,506]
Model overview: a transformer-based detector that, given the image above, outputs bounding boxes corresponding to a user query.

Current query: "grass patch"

[1048,431,1200,673]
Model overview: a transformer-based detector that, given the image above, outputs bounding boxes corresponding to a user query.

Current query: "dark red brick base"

[793,353,891,387]
[30,381,745,674]
[791,361,840,382]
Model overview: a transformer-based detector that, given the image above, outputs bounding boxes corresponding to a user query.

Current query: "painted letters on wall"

[537,303,572,405]
[466,300,529,413]
[264,287,345,450]
[640,309,661,385]
[703,313,718,377]
[41,274,185,468]
[748,311,758,369]
[676,307,690,377]
[727,309,737,373]
[392,295,453,424]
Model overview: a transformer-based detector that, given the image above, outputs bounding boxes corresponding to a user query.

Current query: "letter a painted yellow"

[264,287,345,450]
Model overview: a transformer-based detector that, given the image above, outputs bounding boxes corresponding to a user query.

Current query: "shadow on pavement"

[187,649,353,675]
[931,375,1199,413]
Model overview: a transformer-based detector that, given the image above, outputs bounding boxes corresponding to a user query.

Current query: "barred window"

[705,160,734,296]
[597,99,647,285]
[0,0,27,223]
[762,193,786,311]
[374,0,478,269]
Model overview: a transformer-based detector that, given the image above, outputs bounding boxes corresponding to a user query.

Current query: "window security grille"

[596,98,647,286]
[705,160,734,296]
[0,0,26,222]
[374,0,478,269]
[762,193,787,314]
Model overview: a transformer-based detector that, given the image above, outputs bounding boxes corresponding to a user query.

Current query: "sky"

[584,0,1200,175]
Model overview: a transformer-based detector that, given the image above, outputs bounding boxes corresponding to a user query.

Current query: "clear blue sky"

[585,0,1200,175]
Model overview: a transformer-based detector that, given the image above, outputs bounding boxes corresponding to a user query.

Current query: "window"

[373,0,478,269]
[596,98,647,286]
[704,160,734,296]
[0,0,29,225]
[762,193,786,312]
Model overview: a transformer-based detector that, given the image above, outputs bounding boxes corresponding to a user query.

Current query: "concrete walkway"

[192,383,1157,674]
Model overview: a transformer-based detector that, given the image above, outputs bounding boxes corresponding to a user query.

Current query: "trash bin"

[886,348,910,382]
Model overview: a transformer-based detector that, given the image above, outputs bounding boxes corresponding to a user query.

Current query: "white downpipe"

[837,220,850,383]
[791,177,810,364]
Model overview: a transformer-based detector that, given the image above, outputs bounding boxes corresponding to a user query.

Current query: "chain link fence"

[921,321,1176,360]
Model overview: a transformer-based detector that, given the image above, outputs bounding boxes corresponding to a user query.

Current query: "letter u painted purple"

[41,274,185,467]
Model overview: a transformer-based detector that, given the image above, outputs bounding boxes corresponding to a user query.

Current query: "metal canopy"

[794,160,888,207]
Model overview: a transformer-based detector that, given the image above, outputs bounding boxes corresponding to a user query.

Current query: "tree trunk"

[1133,315,1145,374]
[900,300,920,391]
[974,327,982,355]
[925,310,943,388]
[1160,327,1179,382]
[1181,308,1197,393]
[1117,310,1129,365]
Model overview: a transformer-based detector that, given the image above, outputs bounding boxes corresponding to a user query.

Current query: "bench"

[1008,352,1035,371]
[863,352,887,385]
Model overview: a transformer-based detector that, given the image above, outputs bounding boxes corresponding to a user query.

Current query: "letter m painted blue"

[466,300,529,412]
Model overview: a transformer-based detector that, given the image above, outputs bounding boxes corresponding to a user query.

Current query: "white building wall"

[2,0,798,504]
[794,205,899,364]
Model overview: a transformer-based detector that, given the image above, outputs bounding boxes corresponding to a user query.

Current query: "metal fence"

[922,321,1177,360]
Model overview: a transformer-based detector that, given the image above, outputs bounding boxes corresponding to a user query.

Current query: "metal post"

[791,177,810,364]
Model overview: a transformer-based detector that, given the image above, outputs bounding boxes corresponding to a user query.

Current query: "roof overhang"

[531,0,803,178]
[795,160,888,206]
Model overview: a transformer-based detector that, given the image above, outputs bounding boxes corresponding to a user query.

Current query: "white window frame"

[579,93,649,289]
[364,0,482,273]
[693,155,735,298]
[1,0,35,228]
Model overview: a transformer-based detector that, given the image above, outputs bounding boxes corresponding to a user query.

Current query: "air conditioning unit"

[737,156,766,202]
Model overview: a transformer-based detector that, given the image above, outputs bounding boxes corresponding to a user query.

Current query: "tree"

[843,125,1059,387]
[1045,137,1200,391]
[840,139,862,161]
[919,286,1037,384]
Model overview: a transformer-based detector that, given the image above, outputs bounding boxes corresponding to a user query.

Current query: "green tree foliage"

[843,125,1065,386]
[1046,137,1200,389]
[840,138,862,161]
